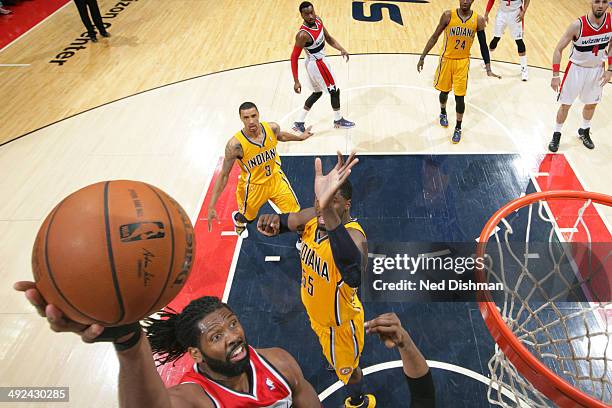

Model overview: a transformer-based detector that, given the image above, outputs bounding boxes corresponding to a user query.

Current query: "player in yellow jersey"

[207,102,313,238]
[417,0,500,144]
[257,153,376,408]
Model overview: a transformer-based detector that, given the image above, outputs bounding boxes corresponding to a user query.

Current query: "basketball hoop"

[476,190,612,407]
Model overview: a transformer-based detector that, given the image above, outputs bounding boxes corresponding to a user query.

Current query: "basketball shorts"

[305,56,338,93]
[236,169,300,222]
[310,311,365,384]
[434,57,470,96]
[494,9,524,40]
[558,62,605,105]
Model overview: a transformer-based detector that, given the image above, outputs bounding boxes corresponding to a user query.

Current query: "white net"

[481,196,612,407]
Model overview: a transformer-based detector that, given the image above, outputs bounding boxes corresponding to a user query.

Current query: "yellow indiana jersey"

[300,217,365,327]
[441,9,478,59]
[235,122,281,185]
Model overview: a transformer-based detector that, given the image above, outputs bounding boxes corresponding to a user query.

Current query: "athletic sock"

[296,108,308,123]
[519,55,527,68]
[441,107,447,115]
[554,122,563,133]
[455,120,462,130]
[334,110,342,121]
[581,119,591,130]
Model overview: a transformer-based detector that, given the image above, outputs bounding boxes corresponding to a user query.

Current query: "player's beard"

[593,9,605,19]
[201,340,251,378]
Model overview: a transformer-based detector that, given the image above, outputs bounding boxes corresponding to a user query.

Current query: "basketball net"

[476,191,611,407]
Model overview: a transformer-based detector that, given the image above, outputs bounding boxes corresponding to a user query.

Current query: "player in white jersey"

[291,1,355,132]
[484,0,530,81]
[548,0,612,152]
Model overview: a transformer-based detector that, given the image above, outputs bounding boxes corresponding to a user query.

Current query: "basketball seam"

[104,181,126,324]
[145,184,176,318]
[44,198,100,323]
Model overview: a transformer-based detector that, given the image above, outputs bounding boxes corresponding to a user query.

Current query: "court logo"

[120,222,165,242]
[352,0,429,26]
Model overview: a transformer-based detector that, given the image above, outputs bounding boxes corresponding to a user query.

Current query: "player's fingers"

[13,281,36,292]
[46,304,88,333]
[80,324,105,343]
[314,157,323,176]
[336,151,345,169]
[24,287,48,317]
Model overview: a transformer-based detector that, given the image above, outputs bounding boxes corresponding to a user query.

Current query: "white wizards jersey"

[299,17,326,61]
[570,13,612,67]
[499,0,523,12]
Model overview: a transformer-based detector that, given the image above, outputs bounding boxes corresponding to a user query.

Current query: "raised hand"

[365,313,409,349]
[300,126,314,140]
[314,151,359,209]
[207,206,219,232]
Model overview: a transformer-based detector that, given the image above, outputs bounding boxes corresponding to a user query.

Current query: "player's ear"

[188,346,204,363]
[345,198,352,210]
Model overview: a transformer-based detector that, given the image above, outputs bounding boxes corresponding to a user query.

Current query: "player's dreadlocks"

[144,296,229,366]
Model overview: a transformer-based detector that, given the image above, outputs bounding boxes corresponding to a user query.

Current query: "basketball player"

[207,102,312,238]
[13,283,322,407]
[417,0,501,144]
[291,1,355,132]
[366,313,436,408]
[257,153,375,408]
[484,0,530,81]
[548,0,612,152]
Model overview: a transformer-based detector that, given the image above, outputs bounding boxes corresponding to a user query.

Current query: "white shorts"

[305,56,338,93]
[494,10,524,40]
[558,63,605,105]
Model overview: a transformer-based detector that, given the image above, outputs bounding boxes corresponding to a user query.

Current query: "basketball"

[31,180,195,326]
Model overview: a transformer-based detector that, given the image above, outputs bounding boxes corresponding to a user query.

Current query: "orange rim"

[476,190,612,408]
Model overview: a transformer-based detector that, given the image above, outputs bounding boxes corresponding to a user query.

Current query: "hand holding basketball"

[365,313,409,349]
[314,151,358,209]
[257,214,281,236]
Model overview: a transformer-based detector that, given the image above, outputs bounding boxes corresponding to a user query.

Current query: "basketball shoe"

[439,113,449,127]
[334,118,355,129]
[548,132,561,152]
[452,128,462,144]
[578,128,594,149]
[232,211,249,238]
[521,66,529,81]
[344,394,376,408]
[293,122,306,133]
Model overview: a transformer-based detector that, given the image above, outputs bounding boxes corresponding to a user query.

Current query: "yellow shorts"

[236,169,300,222]
[434,57,470,97]
[310,311,365,384]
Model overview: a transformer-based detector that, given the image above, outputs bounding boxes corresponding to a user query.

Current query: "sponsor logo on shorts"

[340,367,353,376]
[120,222,165,242]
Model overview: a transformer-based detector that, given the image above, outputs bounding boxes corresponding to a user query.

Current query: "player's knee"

[455,96,466,114]
[439,91,449,104]
[330,89,341,110]
[489,37,501,50]
[515,39,526,54]
[305,91,323,109]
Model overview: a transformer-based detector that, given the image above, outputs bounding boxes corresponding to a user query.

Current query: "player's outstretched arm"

[417,11,451,72]
[257,208,317,237]
[13,281,199,408]
[551,20,580,92]
[366,313,435,408]
[207,138,242,232]
[259,348,321,407]
[270,122,313,141]
[517,0,530,22]
[292,32,310,94]
[484,0,495,23]
[323,26,349,61]
[477,16,501,79]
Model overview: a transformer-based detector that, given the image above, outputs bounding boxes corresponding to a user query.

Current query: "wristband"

[279,213,290,234]
[113,327,142,352]
[608,55,612,66]
[552,64,560,73]
[93,322,142,351]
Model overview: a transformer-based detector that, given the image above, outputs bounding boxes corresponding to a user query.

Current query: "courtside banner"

[363,242,610,302]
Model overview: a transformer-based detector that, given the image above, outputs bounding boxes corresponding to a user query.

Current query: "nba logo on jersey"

[266,378,276,391]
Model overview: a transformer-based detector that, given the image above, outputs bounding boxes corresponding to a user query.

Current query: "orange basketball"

[31,180,195,326]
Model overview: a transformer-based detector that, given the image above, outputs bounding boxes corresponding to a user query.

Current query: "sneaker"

[344,394,376,408]
[88,32,98,42]
[0,7,12,14]
[439,113,449,127]
[100,31,111,38]
[578,128,594,149]
[521,66,529,82]
[333,117,355,129]
[231,211,249,238]
[292,121,305,133]
[548,132,561,152]
[452,128,462,144]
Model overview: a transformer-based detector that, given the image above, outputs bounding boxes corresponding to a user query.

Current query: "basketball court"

[0,0,610,406]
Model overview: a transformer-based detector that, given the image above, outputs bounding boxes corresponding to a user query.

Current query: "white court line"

[532,172,549,177]
[317,359,529,407]
[265,256,281,262]
[0,64,30,67]
[221,236,244,303]
[558,227,578,233]
[280,151,519,156]
[221,231,238,236]
[0,2,72,53]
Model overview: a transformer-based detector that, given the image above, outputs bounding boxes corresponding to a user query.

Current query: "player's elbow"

[341,263,362,288]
